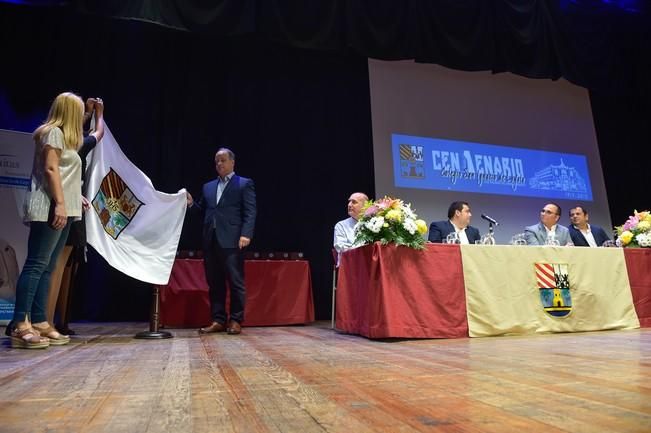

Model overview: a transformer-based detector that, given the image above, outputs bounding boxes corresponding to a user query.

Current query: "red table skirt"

[336,243,651,339]
[336,243,469,339]
[158,259,315,327]
[624,248,651,327]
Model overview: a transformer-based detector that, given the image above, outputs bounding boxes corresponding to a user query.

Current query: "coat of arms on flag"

[535,262,572,317]
[92,167,144,240]
[85,124,186,285]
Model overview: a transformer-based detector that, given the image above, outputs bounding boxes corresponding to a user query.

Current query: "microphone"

[481,214,499,226]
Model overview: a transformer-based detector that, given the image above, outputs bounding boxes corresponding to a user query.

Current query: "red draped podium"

[336,243,468,339]
[159,259,314,327]
[624,248,651,327]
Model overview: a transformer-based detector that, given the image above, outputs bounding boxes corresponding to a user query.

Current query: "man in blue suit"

[428,201,481,244]
[524,203,572,246]
[568,206,611,247]
[187,148,256,335]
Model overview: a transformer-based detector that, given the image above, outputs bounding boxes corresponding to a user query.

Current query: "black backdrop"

[0,1,649,321]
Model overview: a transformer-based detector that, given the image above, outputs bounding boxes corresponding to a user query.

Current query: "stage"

[2,322,651,433]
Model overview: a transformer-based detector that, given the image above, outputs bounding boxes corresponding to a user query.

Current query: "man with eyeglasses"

[524,203,572,246]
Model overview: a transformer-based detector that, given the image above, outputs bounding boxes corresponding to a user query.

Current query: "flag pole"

[134,285,172,339]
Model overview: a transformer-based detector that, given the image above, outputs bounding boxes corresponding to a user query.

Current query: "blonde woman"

[9,92,85,349]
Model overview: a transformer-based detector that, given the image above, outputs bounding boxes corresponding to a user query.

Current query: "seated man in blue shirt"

[333,192,368,265]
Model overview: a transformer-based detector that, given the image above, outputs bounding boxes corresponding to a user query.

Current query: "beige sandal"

[10,327,50,349]
[32,324,70,346]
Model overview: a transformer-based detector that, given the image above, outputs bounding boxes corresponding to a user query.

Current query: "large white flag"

[85,124,186,285]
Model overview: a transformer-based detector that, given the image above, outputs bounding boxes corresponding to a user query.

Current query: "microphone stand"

[484,222,496,245]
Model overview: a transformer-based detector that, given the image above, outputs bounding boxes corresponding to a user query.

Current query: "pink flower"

[623,215,639,232]
[364,205,378,217]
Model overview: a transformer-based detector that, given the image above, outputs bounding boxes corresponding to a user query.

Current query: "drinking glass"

[510,233,527,246]
[445,232,460,244]
[481,233,496,245]
[545,234,560,246]
[516,235,527,245]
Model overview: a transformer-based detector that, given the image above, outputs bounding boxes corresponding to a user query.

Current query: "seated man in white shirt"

[427,201,481,244]
[524,202,572,246]
[333,192,368,265]
[568,206,611,247]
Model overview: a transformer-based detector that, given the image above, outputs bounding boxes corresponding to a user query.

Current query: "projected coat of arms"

[535,262,572,317]
[399,144,425,179]
[92,168,144,239]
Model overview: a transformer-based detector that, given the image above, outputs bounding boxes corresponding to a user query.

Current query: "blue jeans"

[13,220,72,324]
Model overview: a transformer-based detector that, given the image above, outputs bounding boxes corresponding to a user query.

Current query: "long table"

[336,243,650,339]
[158,259,315,327]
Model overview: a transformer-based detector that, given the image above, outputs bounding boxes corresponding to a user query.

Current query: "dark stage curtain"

[1,1,649,321]
[0,3,374,322]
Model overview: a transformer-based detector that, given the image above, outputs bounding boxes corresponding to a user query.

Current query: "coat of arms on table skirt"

[535,262,572,317]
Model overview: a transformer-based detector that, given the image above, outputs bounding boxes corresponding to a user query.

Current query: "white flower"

[366,216,385,233]
[402,203,416,220]
[636,232,651,247]
[402,218,417,235]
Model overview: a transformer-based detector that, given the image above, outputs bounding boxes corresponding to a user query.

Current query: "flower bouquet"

[354,196,428,250]
[615,209,651,248]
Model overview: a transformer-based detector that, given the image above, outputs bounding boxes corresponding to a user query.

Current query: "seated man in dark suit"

[568,206,611,247]
[428,201,481,244]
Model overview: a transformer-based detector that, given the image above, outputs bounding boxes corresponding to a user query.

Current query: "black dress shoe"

[57,326,76,336]
[4,320,14,337]
[226,320,242,335]
[199,322,226,334]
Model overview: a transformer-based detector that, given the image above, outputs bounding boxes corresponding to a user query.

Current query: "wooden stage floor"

[1,322,650,433]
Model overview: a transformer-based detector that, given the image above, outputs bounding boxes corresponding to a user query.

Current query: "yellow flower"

[415,219,428,235]
[383,223,389,228]
[385,209,402,222]
[620,230,634,245]
[636,210,649,220]
[637,221,651,232]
